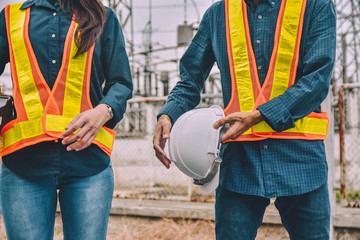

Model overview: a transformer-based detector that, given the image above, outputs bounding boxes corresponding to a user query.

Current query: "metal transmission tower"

[333,0,360,128]
[105,0,135,75]
[106,0,154,97]
[142,0,153,97]
[333,0,360,88]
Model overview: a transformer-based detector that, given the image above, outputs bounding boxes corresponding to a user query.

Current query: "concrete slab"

[110,198,360,229]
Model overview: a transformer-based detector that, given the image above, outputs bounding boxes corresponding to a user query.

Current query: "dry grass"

[107,217,215,240]
[0,213,291,240]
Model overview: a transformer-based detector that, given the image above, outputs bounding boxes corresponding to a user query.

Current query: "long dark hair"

[59,0,107,57]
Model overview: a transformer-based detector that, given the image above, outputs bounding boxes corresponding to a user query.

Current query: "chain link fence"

[111,96,223,202]
[336,84,360,207]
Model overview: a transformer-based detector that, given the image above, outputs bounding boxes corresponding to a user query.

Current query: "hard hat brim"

[198,169,219,194]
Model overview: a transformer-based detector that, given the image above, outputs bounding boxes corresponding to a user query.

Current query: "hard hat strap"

[193,157,221,186]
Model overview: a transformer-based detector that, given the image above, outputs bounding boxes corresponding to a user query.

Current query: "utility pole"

[184,0,187,24]
[143,0,153,97]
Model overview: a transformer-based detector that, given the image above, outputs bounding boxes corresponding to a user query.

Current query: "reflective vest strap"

[253,0,287,107]
[93,128,115,157]
[7,4,44,121]
[224,112,329,142]
[63,22,88,118]
[288,0,307,87]
[81,44,95,112]
[1,118,45,151]
[270,0,305,99]
[252,130,328,140]
[0,135,55,157]
[241,0,264,107]
[224,0,241,115]
[227,0,255,113]
[45,115,115,155]
[252,112,329,136]
[22,6,54,113]
[44,19,77,116]
[4,5,27,122]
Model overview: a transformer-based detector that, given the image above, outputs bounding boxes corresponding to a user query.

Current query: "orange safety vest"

[224,0,329,141]
[0,3,115,157]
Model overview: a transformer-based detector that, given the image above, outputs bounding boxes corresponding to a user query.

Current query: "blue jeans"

[0,163,114,240]
[215,183,330,240]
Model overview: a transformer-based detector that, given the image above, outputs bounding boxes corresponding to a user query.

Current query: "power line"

[133,3,208,9]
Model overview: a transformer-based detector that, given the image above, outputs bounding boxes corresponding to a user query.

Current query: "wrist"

[159,114,171,122]
[96,104,113,122]
[251,110,266,124]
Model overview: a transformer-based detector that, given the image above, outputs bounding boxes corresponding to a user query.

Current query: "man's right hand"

[153,114,172,169]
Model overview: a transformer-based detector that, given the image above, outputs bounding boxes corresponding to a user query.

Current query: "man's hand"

[153,114,172,169]
[213,110,265,142]
[61,104,112,151]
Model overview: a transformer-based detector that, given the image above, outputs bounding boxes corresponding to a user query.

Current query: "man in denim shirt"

[154,0,336,239]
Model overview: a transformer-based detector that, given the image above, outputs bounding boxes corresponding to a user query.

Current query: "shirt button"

[263,145,268,150]
[258,15,262,20]
[52,60,56,64]
[272,2,275,5]
[258,65,262,70]
[52,34,56,38]
[53,12,57,16]
[256,40,261,44]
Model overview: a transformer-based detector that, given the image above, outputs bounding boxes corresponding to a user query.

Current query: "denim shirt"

[0,0,133,177]
[158,0,336,197]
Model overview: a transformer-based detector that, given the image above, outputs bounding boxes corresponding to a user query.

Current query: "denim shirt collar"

[20,0,58,10]
[244,0,279,8]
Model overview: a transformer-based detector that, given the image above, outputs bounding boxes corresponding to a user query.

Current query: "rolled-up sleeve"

[99,8,133,128]
[158,10,216,123]
[257,0,336,132]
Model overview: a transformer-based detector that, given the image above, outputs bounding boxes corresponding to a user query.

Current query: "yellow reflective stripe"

[1,119,44,150]
[46,115,114,150]
[270,0,303,99]
[63,24,87,118]
[228,0,255,112]
[9,4,43,120]
[253,117,328,135]
[242,129,252,135]
[95,127,114,150]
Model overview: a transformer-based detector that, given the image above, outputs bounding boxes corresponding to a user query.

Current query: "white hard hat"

[168,105,226,194]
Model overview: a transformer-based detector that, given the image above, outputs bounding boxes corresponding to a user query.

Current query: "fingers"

[220,124,238,142]
[62,124,89,146]
[61,114,81,138]
[153,116,172,168]
[220,122,250,142]
[213,115,235,129]
[153,129,171,168]
[66,132,95,152]
[61,111,102,151]
[154,143,171,169]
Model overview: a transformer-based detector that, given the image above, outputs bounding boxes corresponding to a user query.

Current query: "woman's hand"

[213,110,265,142]
[61,104,112,151]
[153,114,172,169]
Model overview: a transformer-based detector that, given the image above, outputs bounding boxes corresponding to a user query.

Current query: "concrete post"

[324,90,336,240]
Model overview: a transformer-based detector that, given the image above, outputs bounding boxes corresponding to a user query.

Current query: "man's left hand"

[213,110,265,142]
[61,104,112,151]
